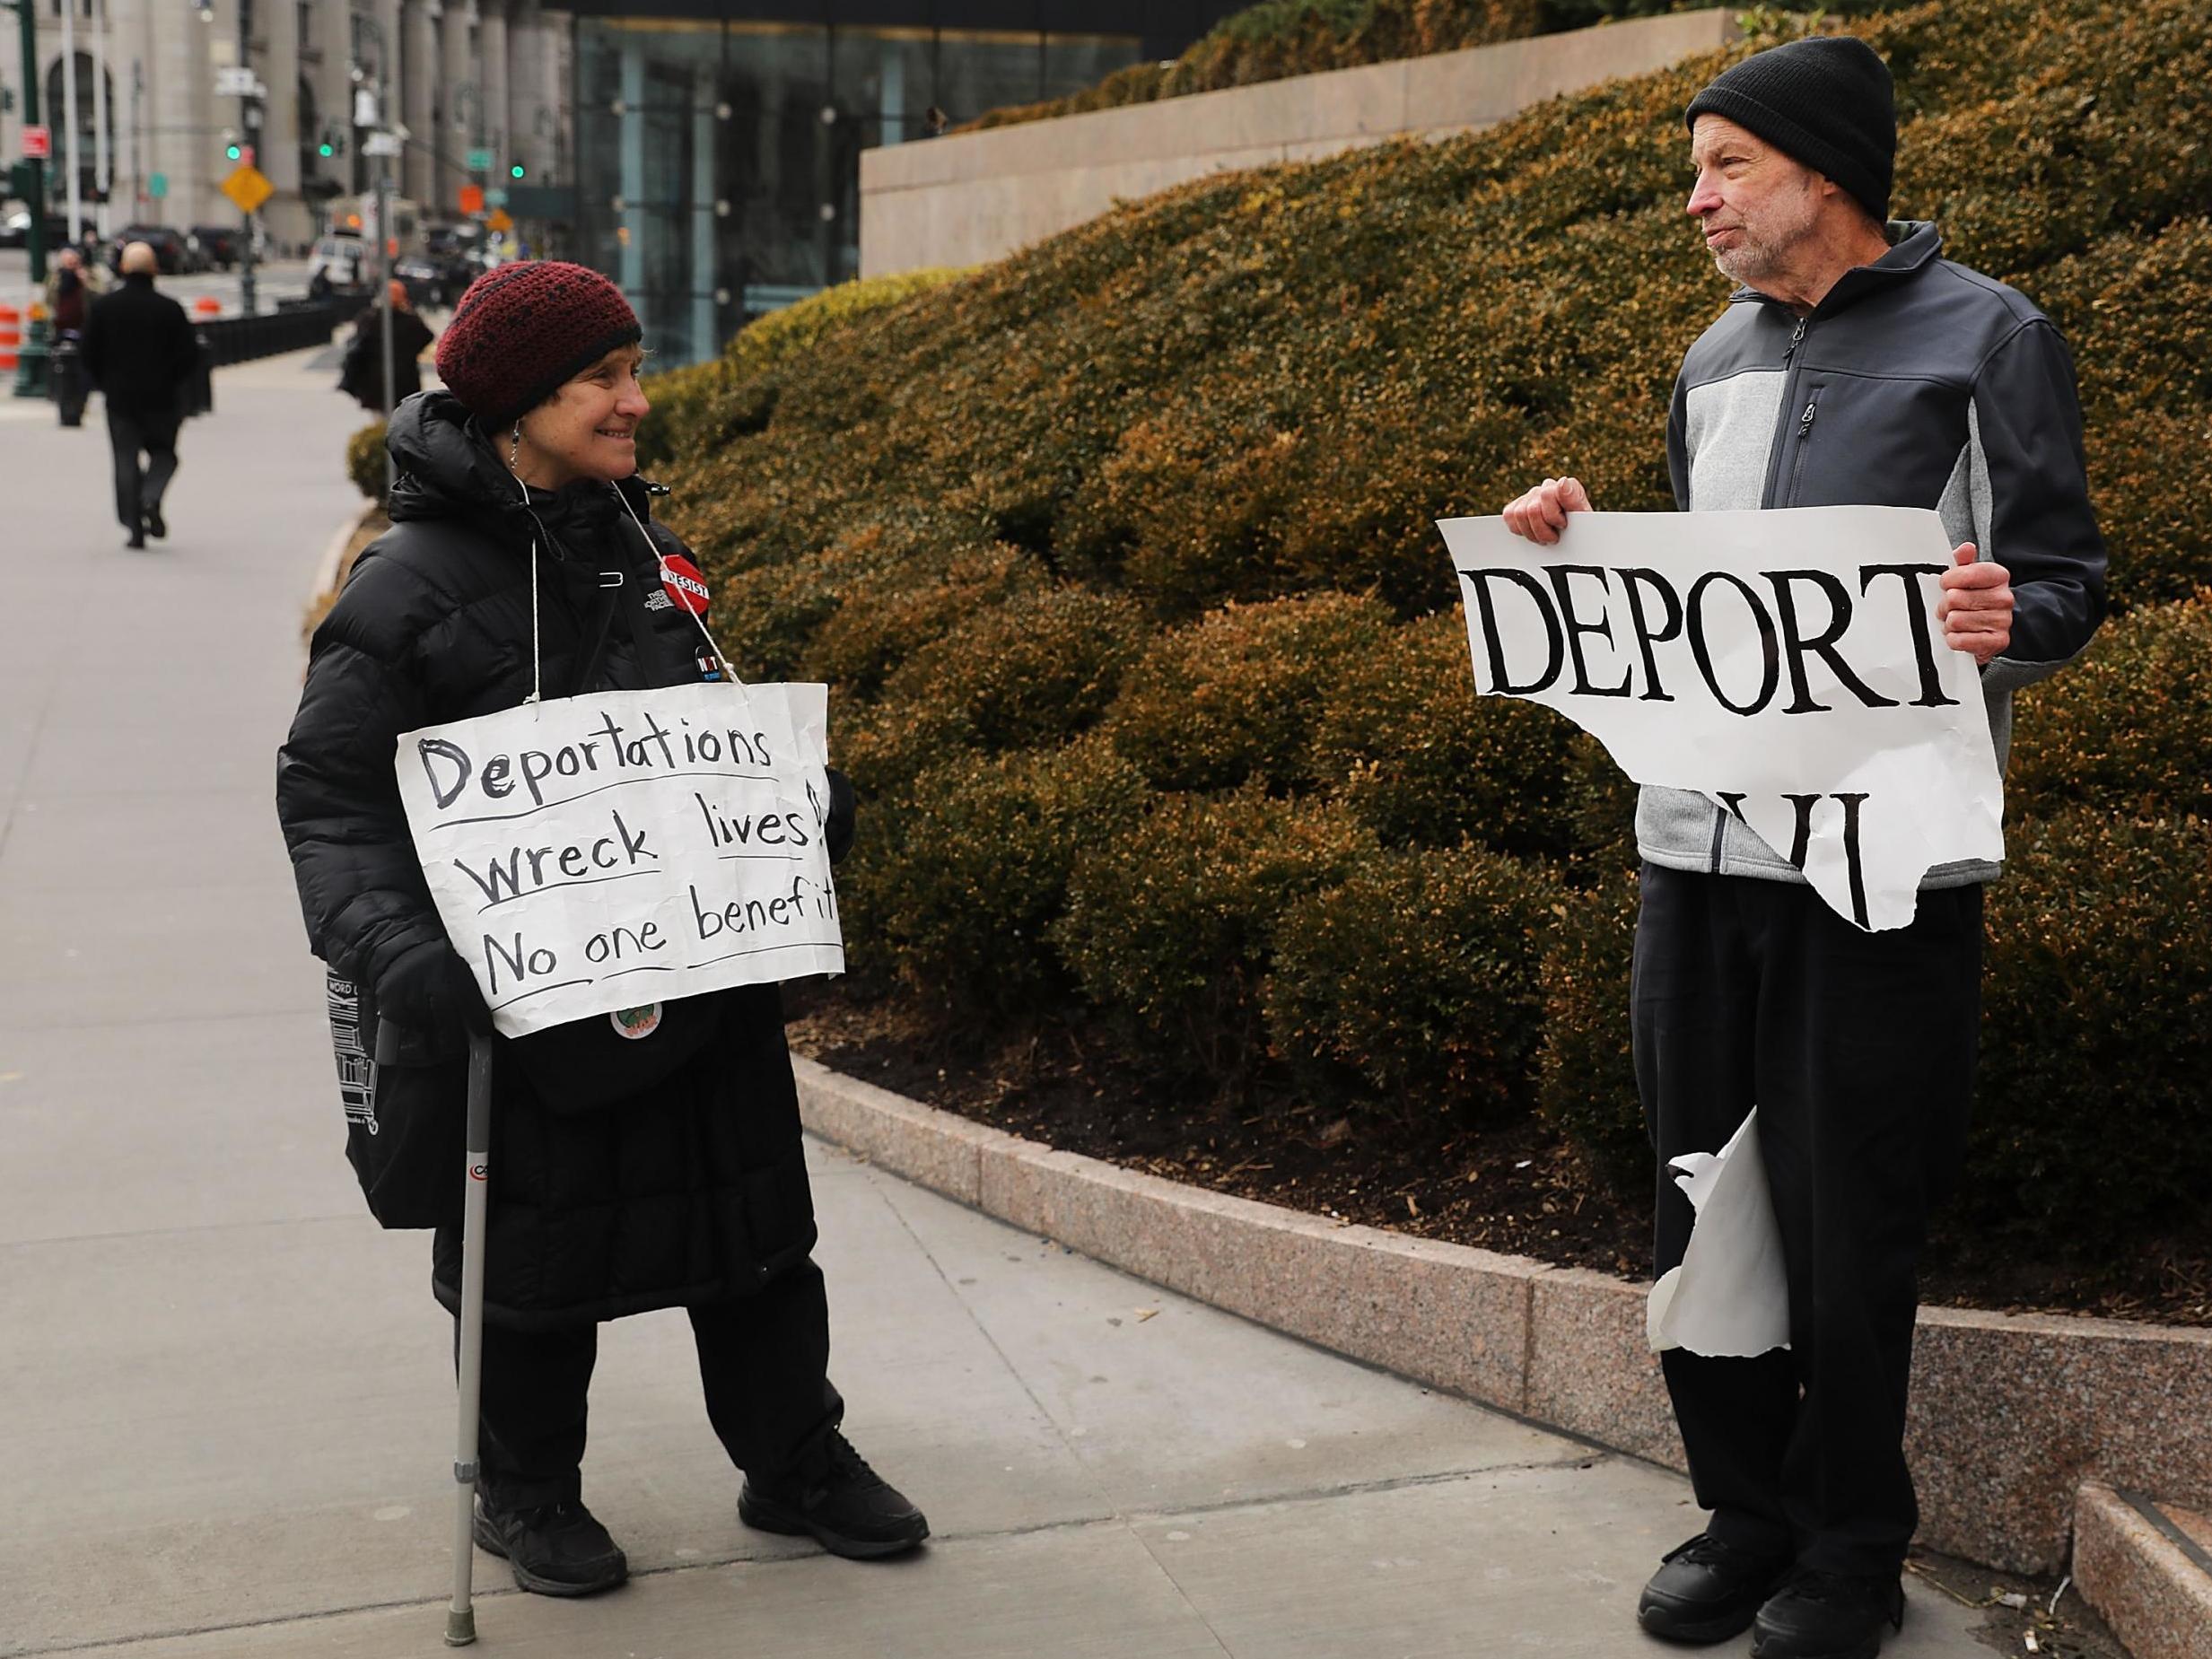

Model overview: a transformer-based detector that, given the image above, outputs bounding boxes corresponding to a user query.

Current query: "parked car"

[306,232,371,300]
[0,208,74,250]
[189,224,241,271]
[108,224,198,275]
[391,255,446,309]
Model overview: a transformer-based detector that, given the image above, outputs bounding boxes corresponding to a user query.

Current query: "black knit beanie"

[1684,36,1896,224]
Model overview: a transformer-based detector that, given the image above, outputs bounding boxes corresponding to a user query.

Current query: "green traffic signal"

[225,143,242,160]
[319,142,335,157]
[510,162,525,179]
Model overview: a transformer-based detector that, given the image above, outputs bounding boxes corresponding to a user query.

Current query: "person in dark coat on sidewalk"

[337,279,437,412]
[275,261,926,1601]
[81,240,197,548]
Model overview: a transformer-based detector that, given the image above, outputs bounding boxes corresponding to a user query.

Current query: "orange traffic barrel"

[193,295,222,317]
[0,303,19,371]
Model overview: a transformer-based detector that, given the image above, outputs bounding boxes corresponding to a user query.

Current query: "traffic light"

[510,162,526,179]
[318,141,334,157]
[226,142,242,161]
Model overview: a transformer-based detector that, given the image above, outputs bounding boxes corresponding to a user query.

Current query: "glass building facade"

[568,4,1238,364]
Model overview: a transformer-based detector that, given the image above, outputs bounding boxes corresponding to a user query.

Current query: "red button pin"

[660,554,711,616]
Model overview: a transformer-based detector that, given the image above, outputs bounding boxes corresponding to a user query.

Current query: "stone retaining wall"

[858,9,1739,278]
[795,1057,2212,1574]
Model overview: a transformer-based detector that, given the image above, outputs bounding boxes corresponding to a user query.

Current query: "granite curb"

[2073,1484,2212,1659]
[792,1057,2212,1575]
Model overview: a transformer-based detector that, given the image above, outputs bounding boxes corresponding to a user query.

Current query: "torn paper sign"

[1647,1108,1789,1358]
[395,681,844,1038]
[1438,507,2004,932]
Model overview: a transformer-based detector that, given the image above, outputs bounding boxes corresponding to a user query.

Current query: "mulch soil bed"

[784,981,2212,1331]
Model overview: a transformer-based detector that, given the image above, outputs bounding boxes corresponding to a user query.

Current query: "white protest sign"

[1438,506,2003,931]
[395,682,844,1037]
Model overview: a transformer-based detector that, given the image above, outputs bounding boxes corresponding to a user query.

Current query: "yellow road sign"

[485,207,513,233]
[220,162,274,215]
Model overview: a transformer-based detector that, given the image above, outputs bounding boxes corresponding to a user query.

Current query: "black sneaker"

[738,1430,929,1559]
[472,1491,629,1596]
[1752,1568,1905,1659]
[143,506,166,539]
[1637,1532,1795,1644]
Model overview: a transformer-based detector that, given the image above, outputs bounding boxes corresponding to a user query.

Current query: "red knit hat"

[433,260,643,429]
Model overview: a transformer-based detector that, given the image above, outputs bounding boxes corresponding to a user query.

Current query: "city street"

[0,249,314,317]
[0,354,2004,1657]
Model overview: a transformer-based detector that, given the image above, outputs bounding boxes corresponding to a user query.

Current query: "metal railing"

[193,296,346,368]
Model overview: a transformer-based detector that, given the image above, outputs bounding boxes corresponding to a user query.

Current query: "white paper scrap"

[1646,1107,1790,1358]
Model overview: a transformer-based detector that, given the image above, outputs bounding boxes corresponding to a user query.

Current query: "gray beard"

[1712,243,1772,286]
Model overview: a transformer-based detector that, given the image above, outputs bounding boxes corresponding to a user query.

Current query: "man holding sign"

[278,264,925,1603]
[1496,37,2103,1659]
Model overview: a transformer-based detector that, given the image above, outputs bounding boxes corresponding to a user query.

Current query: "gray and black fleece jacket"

[1647,219,2106,887]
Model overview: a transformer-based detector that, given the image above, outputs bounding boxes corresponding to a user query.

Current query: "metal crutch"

[446,1027,495,1646]
[369,1019,494,1646]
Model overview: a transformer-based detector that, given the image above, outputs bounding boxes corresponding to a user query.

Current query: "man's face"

[1685,114,1824,287]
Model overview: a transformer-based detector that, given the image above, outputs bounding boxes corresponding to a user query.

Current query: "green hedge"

[345,419,388,508]
[857,736,1149,1014]
[1269,843,1561,1124]
[649,0,2212,1260]
[634,267,968,476]
[1966,810,2212,1240]
[1056,790,1375,1090]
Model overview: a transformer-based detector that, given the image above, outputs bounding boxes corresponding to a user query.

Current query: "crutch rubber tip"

[444,1609,476,1646]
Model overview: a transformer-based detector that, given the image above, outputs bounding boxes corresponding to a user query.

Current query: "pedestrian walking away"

[80,241,197,549]
[275,260,924,1611]
[1499,34,2104,1659]
[337,279,437,412]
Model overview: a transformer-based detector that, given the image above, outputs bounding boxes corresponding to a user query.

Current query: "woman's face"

[513,345,651,488]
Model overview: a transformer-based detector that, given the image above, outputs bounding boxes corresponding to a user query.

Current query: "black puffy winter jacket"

[276,391,820,1328]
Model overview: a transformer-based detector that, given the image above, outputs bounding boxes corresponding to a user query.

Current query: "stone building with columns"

[4,1,571,253]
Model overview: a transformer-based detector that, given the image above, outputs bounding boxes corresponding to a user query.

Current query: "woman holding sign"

[276,262,925,1600]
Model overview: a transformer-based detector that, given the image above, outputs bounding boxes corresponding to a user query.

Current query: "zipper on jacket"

[1760,313,1813,509]
[1786,392,1820,504]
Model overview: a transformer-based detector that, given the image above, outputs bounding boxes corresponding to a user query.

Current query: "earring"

[510,423,522,468]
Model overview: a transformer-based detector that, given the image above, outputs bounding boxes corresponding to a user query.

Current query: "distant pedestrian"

[80,241,197,549]
[43,247,102,336]
[337,279,436,413]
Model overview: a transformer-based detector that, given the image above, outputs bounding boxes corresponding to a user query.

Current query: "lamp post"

[236,0,258,314]
[10,0,51,397]
[353,7,396,495]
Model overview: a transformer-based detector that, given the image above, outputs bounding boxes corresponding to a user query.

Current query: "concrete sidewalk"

[0,357,1996,1657]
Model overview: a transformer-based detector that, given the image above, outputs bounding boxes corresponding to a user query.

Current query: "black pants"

[1632,864,1981,1577]
[106,406,181,534]
[461,1262,844,1507]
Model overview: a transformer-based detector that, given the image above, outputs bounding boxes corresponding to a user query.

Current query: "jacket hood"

[384,389,656,562]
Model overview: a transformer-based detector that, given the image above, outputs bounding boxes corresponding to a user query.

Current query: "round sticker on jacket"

[660,554,711,616]
[610,1004,663,1041]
